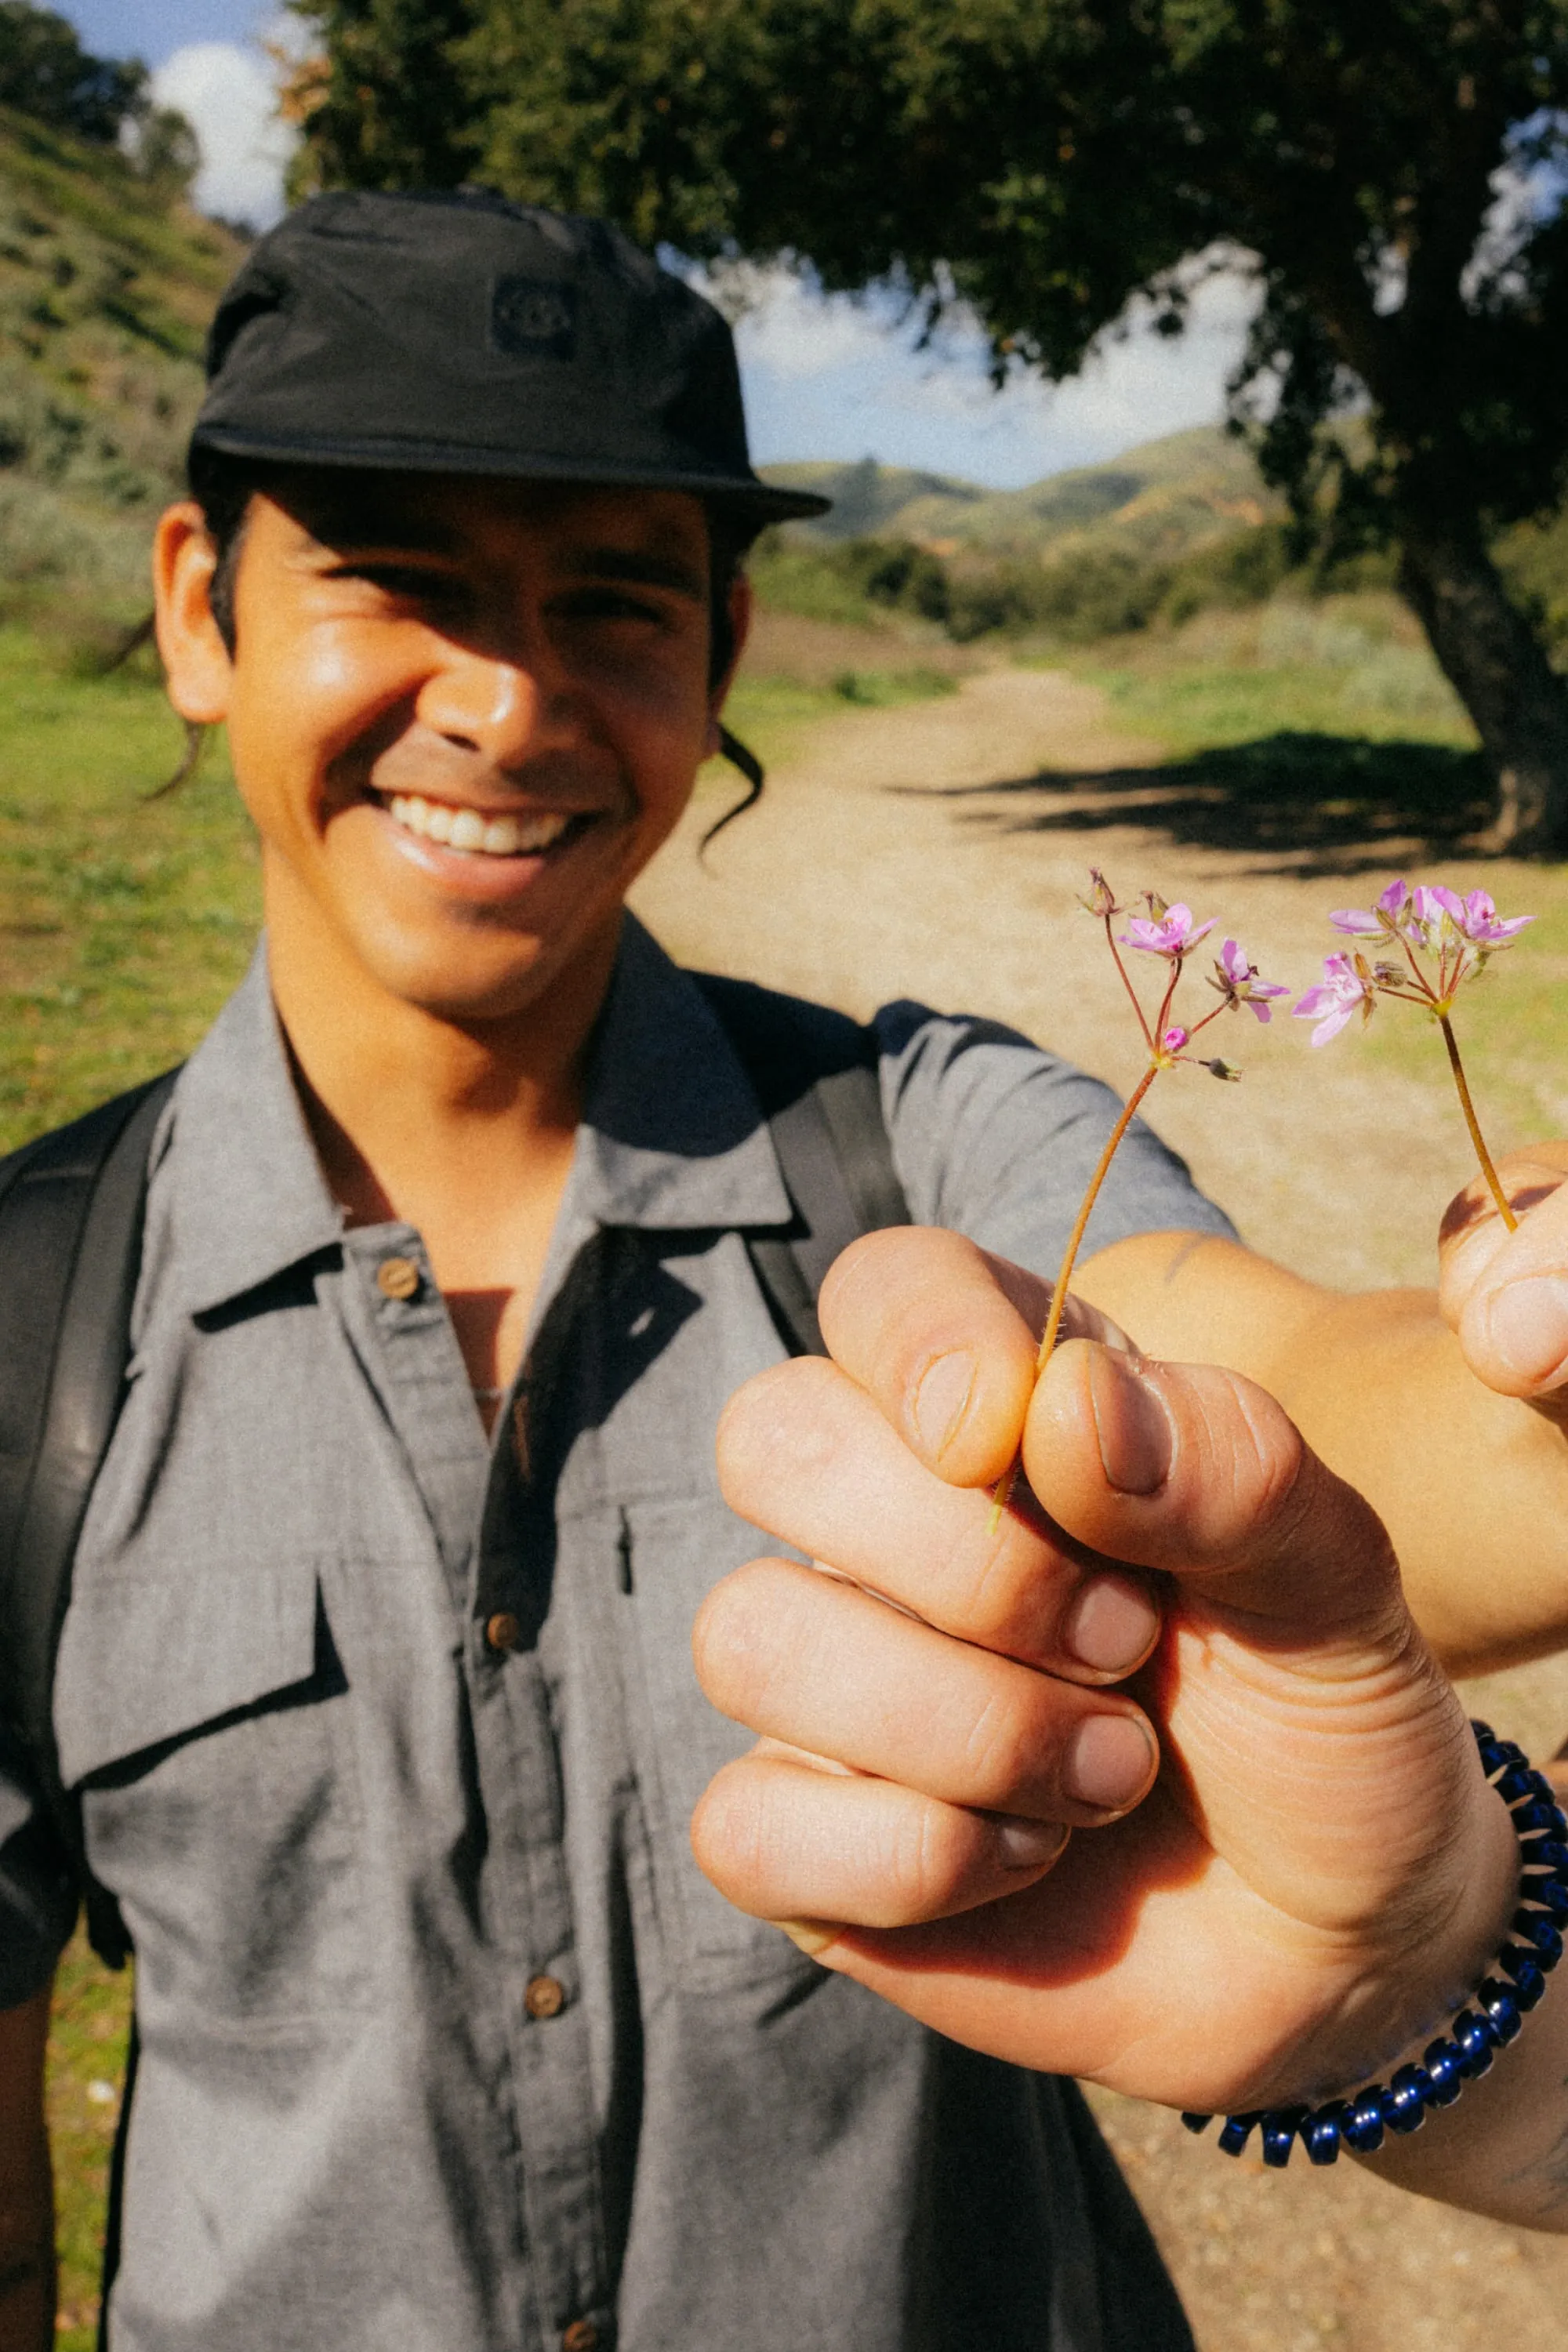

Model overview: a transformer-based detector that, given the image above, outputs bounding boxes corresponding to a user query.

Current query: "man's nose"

[416,644,573,768]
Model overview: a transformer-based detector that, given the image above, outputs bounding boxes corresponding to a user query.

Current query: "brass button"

[485,1610,521,1655]
[561,2324,598,2352]
[524,1973,566,2020]
[376,1255,420,1301]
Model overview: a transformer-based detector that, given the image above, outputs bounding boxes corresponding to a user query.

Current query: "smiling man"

[9,185,1568,2352]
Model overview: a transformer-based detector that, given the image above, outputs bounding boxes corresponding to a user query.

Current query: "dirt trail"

[631,666,1568,2352]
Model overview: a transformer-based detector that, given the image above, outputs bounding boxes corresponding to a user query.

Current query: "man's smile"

[380,793,583,858]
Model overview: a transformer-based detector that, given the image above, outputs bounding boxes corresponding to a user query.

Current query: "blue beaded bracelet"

[1181,1719,1566,2169]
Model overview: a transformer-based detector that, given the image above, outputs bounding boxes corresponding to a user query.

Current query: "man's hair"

[187,445,757,690]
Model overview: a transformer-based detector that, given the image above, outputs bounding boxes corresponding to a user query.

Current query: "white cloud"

[728,256,1259,488]
[151,31,296,230]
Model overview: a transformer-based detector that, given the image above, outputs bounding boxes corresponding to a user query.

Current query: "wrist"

[1186,1721,1564,2169]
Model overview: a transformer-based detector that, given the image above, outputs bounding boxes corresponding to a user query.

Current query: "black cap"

[191,187,829,525]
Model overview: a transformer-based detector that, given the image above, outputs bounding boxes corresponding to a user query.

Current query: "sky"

[55,1,1251,489]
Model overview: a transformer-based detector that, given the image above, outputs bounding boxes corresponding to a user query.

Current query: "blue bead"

[1526,1876,1568,1920]
[1514,1956,1548,2009]
[1343,2089,1386,2154]
[1218,2112,1259,2156]
[1514,1799,1568,1837]
[1181,2114,1213,2135]
[1453,2010,1496,2077]
[1480,1980,1523,2042]
[1470,1719,1496,1743]
[1513,1910,1564,1963]
[1261,2108,1305,2168]
[1528,1838,1568,1875]
[1305,2104,1348,2165]
[1383,2064,1430,2134]
[1498,1762,1538,1803]
[1422,2039,1465,2105]
[1497,1740,1527,1766]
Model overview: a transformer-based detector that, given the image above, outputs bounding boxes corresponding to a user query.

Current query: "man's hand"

[1439,1142,1568,1414]
[693,1227,1517,2118]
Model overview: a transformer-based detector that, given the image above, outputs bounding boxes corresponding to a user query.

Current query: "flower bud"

[1080,868,1119,918]
[1203,1058,1242,1081]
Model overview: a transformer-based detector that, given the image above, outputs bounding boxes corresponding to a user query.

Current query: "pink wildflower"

[1162,1025,1190,1052]
[1329,879,1410,939]
[1211,938,1291,1023]
[1118,902,1217,959]
[1448,887,1534,947]
[1293,953,1377,1047]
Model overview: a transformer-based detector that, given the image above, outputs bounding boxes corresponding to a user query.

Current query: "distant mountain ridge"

[760,428,1280,566]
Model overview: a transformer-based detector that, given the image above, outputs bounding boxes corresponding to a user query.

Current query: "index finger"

[817,1226,1122,1488]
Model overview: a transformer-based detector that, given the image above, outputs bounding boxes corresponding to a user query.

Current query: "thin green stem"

[1439,1012,1516,1233]
[989,1062,1162,1523]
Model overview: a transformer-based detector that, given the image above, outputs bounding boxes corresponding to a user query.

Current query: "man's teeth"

[385,795,575,855]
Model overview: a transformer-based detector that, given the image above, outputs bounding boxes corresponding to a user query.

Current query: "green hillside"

[0,100,242,627]
[763,426,1279,564]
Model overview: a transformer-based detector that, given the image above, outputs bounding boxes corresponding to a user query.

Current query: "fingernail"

[771,1917,840,1958]
[1087,1350,1173,1495]
[1483,1275,1568,1387]
[1065,1574,1161,1675]
[1065,1714,1157,1813]
[913,1350,976,1462]
[994,1816,1071,1870]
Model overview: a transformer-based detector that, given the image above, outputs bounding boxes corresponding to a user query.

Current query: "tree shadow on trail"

[899,731,1496,876]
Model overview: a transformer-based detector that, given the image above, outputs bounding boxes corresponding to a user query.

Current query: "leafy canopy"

[291,0,1568,548]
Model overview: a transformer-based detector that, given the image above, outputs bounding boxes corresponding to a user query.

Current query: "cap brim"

[190,426,832,522]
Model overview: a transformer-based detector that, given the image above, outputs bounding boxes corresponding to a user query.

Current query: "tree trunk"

[1396,513,1568,854]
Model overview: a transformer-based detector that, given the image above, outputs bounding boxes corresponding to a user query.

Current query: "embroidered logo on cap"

[491,276,578,359]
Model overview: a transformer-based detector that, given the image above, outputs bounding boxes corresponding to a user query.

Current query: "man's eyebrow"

[297,509,464,557]
[564,547,708,601]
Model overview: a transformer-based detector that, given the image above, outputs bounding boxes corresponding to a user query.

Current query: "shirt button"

[524,1973,566,2020]
[376,1255,421,1301]
[561,2324,598,2352]
[485,1610,521,1655]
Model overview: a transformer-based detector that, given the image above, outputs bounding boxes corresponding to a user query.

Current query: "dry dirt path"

[631,666,1568,2352]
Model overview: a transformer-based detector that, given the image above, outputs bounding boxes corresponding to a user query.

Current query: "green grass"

[47,1933,132,2352]
[0,629,260,1150]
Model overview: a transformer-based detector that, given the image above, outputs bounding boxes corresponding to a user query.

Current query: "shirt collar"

[167,918,792,1319]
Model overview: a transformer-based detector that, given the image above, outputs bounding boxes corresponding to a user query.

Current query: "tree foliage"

[291,0,1568,842]
[0,1,149,144]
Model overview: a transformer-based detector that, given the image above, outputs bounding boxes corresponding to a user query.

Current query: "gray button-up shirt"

[4,918,1232,2352]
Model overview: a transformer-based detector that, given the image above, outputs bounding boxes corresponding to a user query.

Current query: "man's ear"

[705,572,754,756]
[153,500,234,724]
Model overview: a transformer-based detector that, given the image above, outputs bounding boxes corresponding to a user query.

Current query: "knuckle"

[959,1686,1044,1808]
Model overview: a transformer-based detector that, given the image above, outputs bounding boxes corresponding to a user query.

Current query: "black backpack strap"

[0,1069,180,1967]
[693,973,911,1356]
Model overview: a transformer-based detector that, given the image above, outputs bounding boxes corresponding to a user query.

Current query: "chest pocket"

[55,1552,369,2027]
[616,1495,818,1987]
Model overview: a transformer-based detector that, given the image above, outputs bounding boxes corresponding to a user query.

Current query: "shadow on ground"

[898,731,1496,874]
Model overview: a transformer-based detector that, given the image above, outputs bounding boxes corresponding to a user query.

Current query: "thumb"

[1022,1339,1404,1651]
[1439,1145,1568,1398]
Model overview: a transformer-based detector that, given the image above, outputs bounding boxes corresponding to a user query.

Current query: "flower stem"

[1439,1013,1517,1233]
[989,1062,1161,1523]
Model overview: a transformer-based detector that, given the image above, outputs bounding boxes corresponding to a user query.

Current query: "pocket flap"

[56,1552,326,1788]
